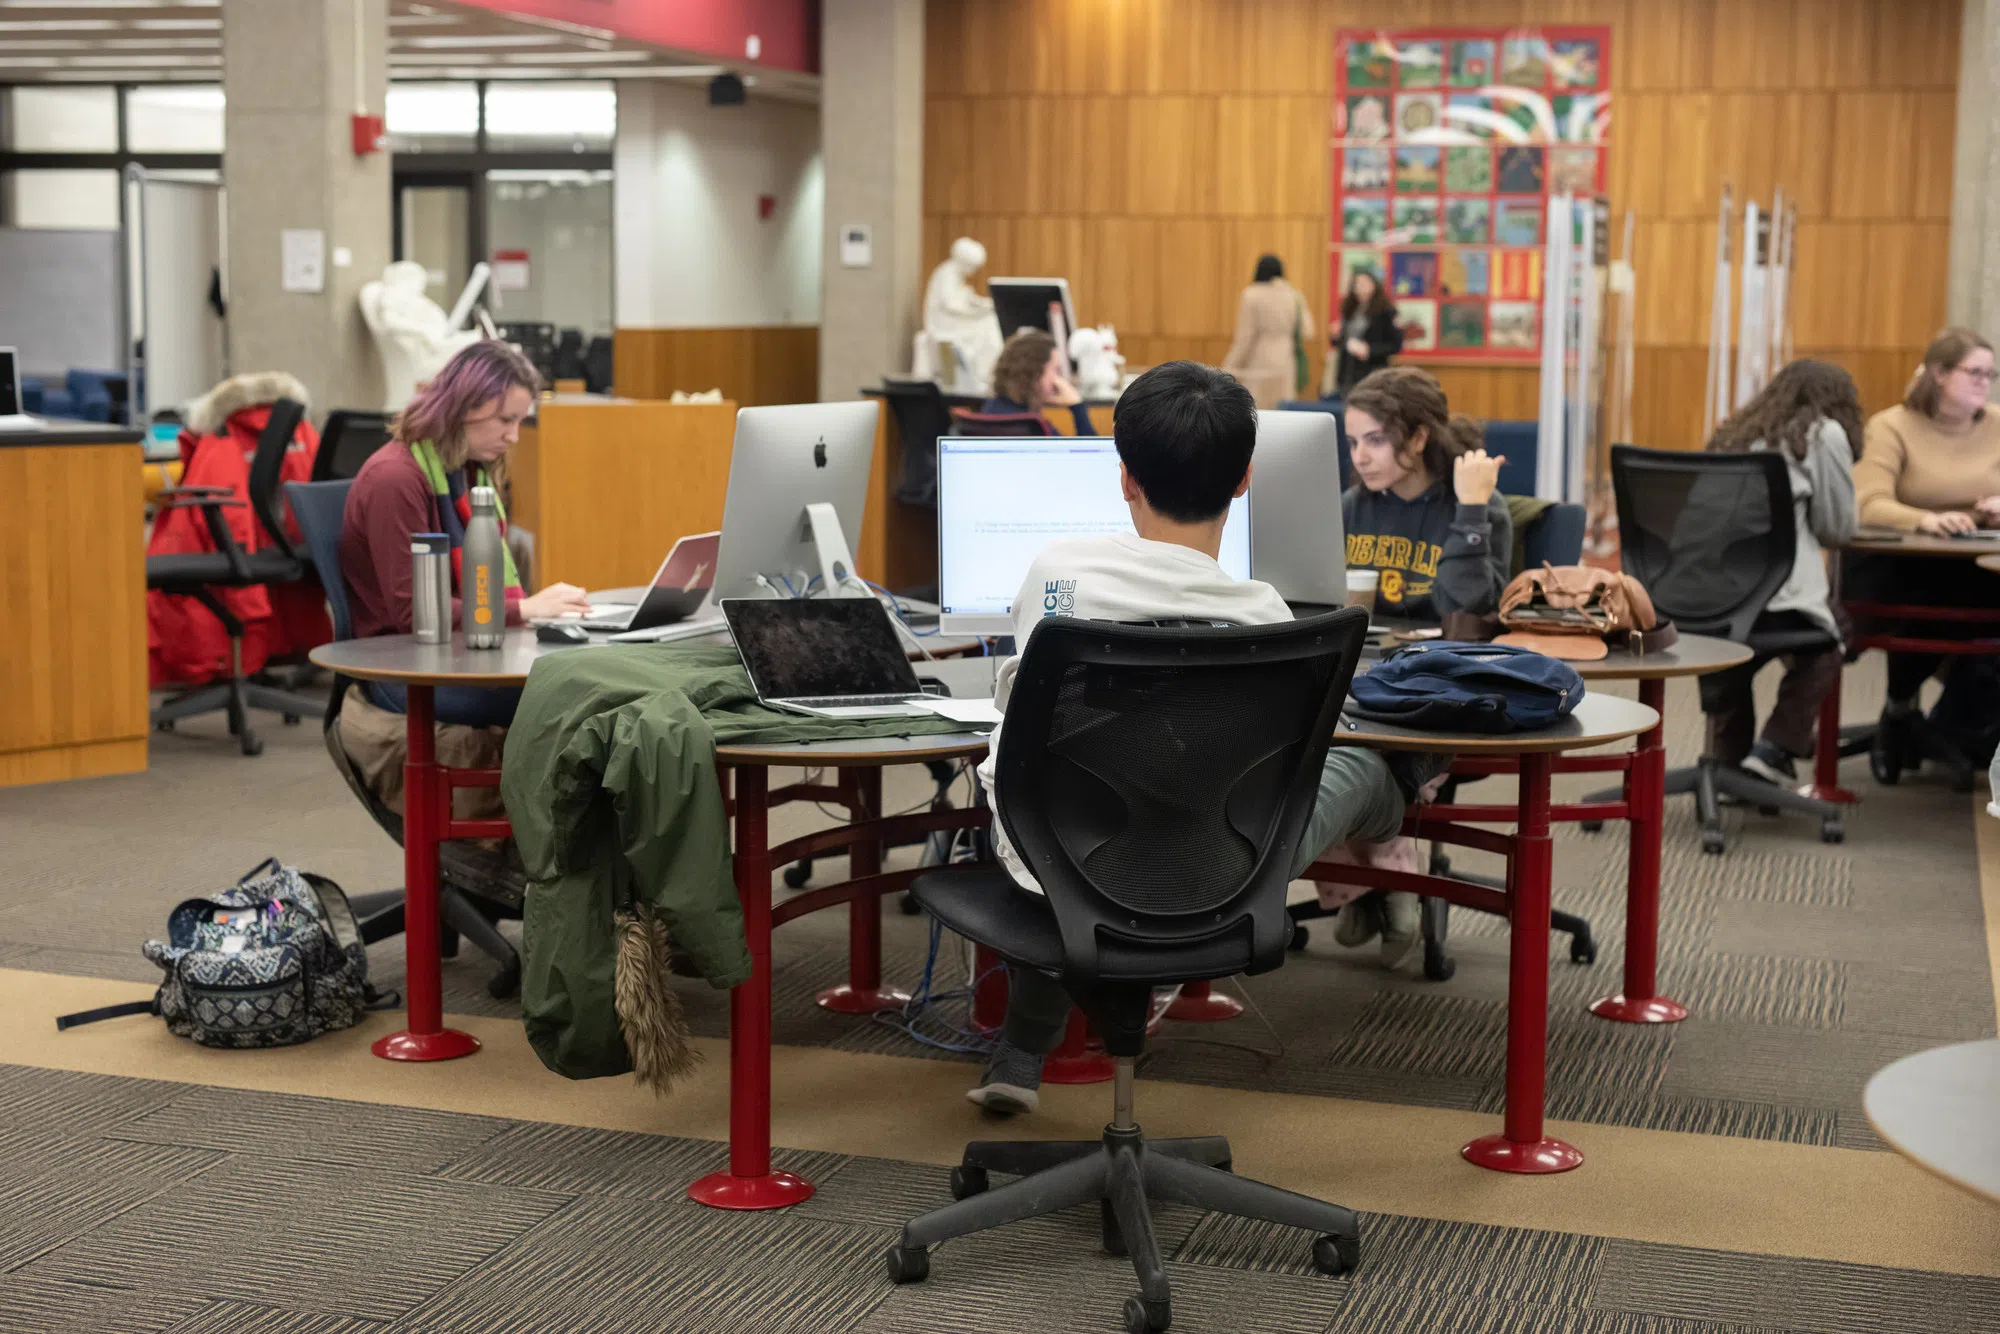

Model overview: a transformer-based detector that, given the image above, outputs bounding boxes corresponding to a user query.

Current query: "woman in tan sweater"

[1849,327,2000,771]
[1221,254,1310,409]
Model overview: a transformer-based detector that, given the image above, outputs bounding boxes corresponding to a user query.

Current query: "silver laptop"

[573,531,720,637]
[722,596,932,719]
[0,348,41,430]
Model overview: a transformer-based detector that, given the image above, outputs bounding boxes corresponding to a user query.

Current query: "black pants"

[1844,553,2000,727]
[1696,611,1841,764]
[1000,965,1075,1055]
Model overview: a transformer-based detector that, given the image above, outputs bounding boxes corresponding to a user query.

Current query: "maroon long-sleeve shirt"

[340,441,523,638]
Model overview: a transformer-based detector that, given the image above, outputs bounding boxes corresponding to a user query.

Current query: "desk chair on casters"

[147,397,324,756]
[312,410,392,481]
[1590,445,1844,853]
[948,406,1057,437]
[286,479,529,998]
[886,611,1371,1334]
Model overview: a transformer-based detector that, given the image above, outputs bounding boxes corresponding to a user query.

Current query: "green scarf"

[409,438,522,593]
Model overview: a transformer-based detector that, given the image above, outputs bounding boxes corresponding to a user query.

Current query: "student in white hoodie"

[966,360,1445,1115]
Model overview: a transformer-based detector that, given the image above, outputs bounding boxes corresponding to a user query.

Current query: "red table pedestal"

[816,768,914,1015]
[1587,677,1687,1026]
[1164,979,1245,1023]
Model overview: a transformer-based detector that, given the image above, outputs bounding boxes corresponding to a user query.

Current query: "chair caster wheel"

[1569,937,1597,966]
[1313,1233,1359,1276]
[1701,831,1726,856]
[900,891,922,916]
[1580,820,1604,834]
[1288,921,1310,952]
[782,862,811,889]
[884,1245,929,1284]
[283,713,301,725]
[240,735,264,757]
[154,719,175,733]
[1820,819,1844,844]
[487,960,521,1000]
[949,1164,988,1200]
[1122,1294,1171,1333]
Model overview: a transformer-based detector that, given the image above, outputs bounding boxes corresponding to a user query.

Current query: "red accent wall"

[452,0,818,74]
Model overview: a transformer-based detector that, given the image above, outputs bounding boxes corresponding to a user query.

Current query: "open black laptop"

[721,596,931,719]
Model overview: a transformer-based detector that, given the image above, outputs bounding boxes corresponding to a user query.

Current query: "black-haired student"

[965,361,1443,1115]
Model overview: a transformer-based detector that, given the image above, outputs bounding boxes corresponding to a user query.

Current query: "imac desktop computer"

[710,399,882,604]
[1249,411,1347,606]
[934,436,1252,637]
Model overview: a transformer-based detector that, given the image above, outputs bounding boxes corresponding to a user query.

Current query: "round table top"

[1979,553,2000,574]
[1568,633,1751,681]
[1846,528,2000,558]
[311,630,552,686]
[1863,1039,2000,1205]
[1334,691,1658,755]
[717,732,994,766]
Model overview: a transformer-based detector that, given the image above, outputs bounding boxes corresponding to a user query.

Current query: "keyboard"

[783,694,920,709]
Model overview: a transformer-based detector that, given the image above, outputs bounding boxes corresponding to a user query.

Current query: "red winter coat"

[147,402,331,687]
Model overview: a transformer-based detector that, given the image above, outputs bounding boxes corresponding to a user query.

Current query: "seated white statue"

[917,237,1003,393]
[359,260,482,413]
[1068,325,1126,401]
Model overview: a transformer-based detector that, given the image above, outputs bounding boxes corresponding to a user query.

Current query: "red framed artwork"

[1332,26,1611,363]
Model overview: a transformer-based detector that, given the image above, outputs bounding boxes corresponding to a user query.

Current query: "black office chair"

[312,410,393,481]
[886,611,1370,1334]
[1594,445,1844,852]
[583,336,613,394]
[948,406,1057,437]
[148,397,324,756]
[553,328,586,382]
[286,479,528,997]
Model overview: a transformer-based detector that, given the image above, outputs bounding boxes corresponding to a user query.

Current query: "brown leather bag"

[1495,564,1677,660]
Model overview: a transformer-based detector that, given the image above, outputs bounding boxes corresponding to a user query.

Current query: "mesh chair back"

[881,380,954,506]
[1522,501,1586,571]
[248,398,308,563]
[285,480,355,641]
[313,410,392,481]
[950,407,1056,437]
[996,610,1368,985]
[1611,445,1794,642]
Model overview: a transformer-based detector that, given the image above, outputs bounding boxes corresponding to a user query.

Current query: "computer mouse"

[537,622,591,645]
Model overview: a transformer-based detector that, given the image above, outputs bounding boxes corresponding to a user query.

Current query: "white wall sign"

[840,223,872,269]
[492,248,531,291]
[281,228,325,293]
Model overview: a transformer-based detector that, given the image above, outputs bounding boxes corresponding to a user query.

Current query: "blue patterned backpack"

[58,859,388,1048]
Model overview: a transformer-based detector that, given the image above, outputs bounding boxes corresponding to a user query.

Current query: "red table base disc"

[816,984,913,1015]
[1044,1049,1117,1084]
[371,1028,481,1062]
[1461,1135,1584,1174]
[1590,993,1689,1024]
[687,1170,816,1210]
[1801,783,1859,806]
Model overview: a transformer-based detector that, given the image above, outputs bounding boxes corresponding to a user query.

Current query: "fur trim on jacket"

[186,371,310,436]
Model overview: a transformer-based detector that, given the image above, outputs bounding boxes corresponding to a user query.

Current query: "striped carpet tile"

[1324,1288,1799,1333]
[163,1303,390,1333]
[20,1157,572,1323]
[108,1086,515,1174]
[1547,951,1846,1031]
[0,1061,183,1139]
[1326,993,1671,1097]
[394,1193,890,1334]
[434,1119,846,1203]
[1592,1241,2000,1334]
[0,1275,207,1334]
[0,1133,227,1272]
[1513,1086,1840,1147]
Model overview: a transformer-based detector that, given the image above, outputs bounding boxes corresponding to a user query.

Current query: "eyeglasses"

[1952,365,1997,383]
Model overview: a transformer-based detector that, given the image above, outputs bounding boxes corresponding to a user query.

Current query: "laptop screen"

[725,598,923,700]
[0,349,20,416]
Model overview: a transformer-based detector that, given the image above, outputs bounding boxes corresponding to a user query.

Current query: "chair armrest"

[157,494,255,582]
[157,485,235,499]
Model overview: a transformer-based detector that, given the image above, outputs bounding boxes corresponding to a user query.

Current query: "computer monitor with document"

[0,347,35,428]
[934,436,1252,636]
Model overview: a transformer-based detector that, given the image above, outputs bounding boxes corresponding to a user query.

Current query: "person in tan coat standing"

[1221,254,1311,409]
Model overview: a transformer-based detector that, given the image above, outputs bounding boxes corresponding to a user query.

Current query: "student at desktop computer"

[964,360,1448,1117]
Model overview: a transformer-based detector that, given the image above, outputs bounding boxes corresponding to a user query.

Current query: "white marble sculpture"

[1068,325,1126,401]
[358,260,482,413]
[914,236,1003,393]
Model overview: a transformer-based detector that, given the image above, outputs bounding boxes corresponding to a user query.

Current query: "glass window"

[482,81,615,152]
[2,169,121,229]
[124,85,225,153]
[485,170,614,338]
[386,81,479,152]
[2,86,118,152]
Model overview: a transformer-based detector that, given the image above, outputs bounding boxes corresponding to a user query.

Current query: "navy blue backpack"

[1347,641,1584,733]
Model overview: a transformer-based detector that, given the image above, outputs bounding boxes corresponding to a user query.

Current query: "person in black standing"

[1327,268,1404,396]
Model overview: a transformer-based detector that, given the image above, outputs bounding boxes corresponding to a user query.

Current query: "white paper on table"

[910,696,1002,726]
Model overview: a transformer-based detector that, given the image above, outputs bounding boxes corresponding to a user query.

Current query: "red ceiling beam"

[445,0,819,75]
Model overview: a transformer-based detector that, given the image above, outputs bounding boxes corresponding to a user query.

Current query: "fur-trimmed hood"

[186,371,310,436]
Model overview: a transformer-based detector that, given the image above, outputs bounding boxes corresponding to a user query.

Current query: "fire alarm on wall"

[759,195,777,220]
[350,112,385,156]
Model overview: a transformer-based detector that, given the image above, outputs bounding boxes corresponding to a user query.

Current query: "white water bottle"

[462,486,505,649]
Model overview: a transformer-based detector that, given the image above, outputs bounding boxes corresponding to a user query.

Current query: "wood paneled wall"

[924,0,1961,448]
[613,326,820,406]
